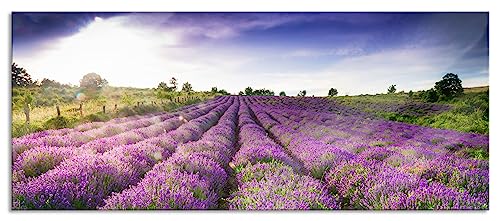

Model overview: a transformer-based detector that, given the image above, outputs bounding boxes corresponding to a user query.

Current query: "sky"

[12,12,489,96]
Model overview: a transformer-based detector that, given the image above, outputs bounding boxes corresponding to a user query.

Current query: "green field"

[12,86,216,138]
[334,86,489,134]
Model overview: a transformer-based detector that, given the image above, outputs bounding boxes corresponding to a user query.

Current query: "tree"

[13,91,35,124]
[40,78,63,88]
[434,73,463,99]
[238,91,245,95]
[328,88,338,96]
[253,88,274,96]
[79,73,107,99]
[297,90,306,97]
[279,91,286,96]
[210,86,230,95]
[80,73,107,90]
[169,77,178,91]
[244,87,254,96]
[387,85,396,94]
[157,82,169,91]
[181,82,193,94]
[218,89,230,95]
[12,63,33,87]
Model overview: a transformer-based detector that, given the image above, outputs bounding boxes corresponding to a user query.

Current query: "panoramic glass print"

[11,12,489,210]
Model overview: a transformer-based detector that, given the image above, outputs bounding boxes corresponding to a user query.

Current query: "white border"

[1,0,496,221]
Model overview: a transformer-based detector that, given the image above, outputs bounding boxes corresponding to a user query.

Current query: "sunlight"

[27,16,178,86]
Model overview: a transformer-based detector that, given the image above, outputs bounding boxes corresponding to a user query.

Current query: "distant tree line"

[239,87,275,96]
[385,73,464,102]
[420,73,464,102]
[211,87,230,95]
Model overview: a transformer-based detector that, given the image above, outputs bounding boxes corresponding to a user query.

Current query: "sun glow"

[20,16,178,86]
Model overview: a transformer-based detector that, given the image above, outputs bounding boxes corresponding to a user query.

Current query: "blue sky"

[12,12,488,96]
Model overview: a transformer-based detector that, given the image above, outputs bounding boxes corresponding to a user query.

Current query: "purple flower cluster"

[13,97,234,209]
[228,161,338,210]
[12,95,488,210]
[246,96,488,209]
[101,97,239,209]
[227,98,337,209]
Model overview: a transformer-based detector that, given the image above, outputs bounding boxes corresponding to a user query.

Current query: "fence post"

[23,103,30,124]
[103,105,106,113]
[56,105,61,117]
[79,103,83,116]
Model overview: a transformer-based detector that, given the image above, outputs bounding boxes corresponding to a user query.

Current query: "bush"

[421,89,439,102]
[12,123,43,138]
[82,112,111,123]
[43,116,77,130]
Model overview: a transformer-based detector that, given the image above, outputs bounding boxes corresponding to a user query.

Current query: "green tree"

[434,73,463,99]
[387,85,397,94]
[297,90,306,97]
[169,77,178,91]
[253,88,274,96]
[80,73,107,90]
[40,78,62,88]
[79,73,108,99]
[238,91,245,95]
[211,87,218,94]
[157,82,170,91]
[279,91,286,96]
[218,89,230,95]
[244,87,254,96]
[181,82,193,94]
[328,88,338,96]
[12,63,33,87]
[13,91,35,123]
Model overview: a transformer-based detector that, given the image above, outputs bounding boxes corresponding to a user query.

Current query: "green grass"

[12,86,216,138]
[334,86,489,134]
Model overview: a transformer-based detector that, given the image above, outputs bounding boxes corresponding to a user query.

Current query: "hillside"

[333,86,489,134]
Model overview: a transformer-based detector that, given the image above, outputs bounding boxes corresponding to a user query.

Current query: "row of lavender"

[245,96,488,209]
[12,96,234,209]
[12,97,231,183]
[12,95,488,210]
[226,98,337,209]
[101,98,240,209]
[12,100,208,161]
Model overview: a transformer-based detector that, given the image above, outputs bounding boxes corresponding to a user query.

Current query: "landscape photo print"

[11,12,489,210]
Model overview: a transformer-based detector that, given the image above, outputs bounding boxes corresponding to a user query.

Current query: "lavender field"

[11,95,489,210]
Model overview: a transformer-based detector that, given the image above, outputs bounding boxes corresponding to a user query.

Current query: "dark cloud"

[12,12,124,45]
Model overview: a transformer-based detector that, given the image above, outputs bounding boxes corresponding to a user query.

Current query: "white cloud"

[284,47,366,58]
[13,13,488,96]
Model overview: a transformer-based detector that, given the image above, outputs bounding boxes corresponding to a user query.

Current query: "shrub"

[422,88,439,102]
[43,116,77,130]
